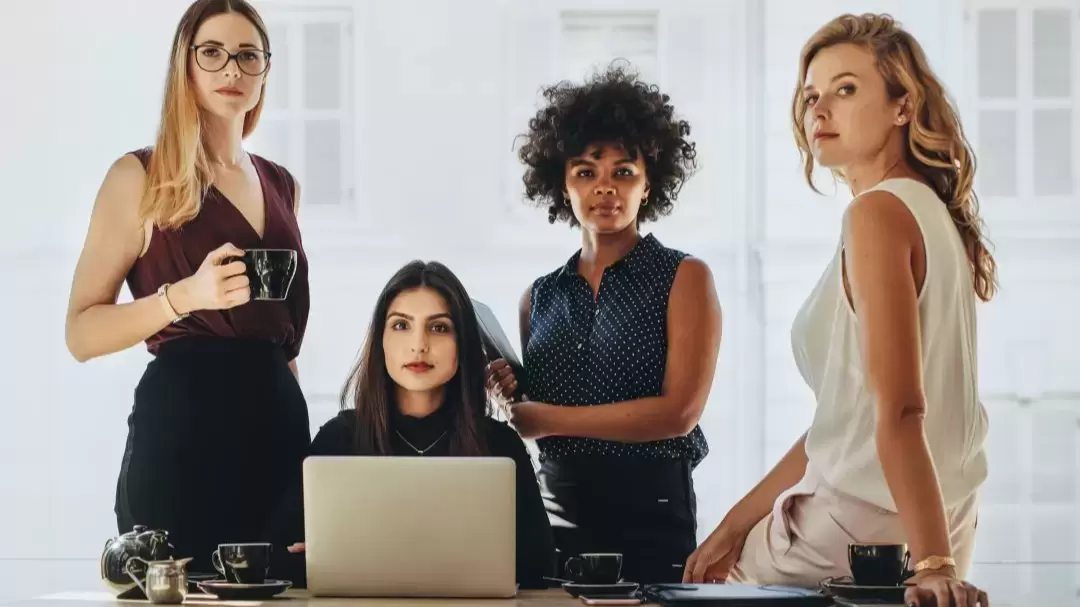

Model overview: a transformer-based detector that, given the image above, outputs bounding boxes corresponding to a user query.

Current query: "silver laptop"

[302,456,518,598]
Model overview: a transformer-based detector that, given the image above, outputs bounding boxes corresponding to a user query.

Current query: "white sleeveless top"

[792,178,989,511]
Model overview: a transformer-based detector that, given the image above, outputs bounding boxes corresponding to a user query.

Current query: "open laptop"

[302,455,518,598]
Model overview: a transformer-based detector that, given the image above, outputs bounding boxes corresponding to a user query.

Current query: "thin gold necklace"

[395,430,448,455]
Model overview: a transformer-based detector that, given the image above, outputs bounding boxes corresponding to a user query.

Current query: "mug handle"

[902,551,912,579]
[565,556,583,581]
[211,549,225,577]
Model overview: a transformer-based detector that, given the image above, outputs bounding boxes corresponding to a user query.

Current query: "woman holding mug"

[65,0,309,574]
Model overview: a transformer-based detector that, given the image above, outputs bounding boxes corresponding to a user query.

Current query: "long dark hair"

[340,260,490,456]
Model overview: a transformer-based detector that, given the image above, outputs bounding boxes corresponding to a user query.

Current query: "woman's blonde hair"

[792,13,998,302]
[140,0,270,230]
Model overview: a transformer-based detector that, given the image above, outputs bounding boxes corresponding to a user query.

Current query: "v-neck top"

[522,233,709,466]
[125,147,310,360]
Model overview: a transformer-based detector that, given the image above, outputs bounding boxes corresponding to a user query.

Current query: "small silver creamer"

[125,556,192,604]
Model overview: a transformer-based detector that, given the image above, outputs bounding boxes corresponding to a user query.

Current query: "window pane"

[983,407,1025,504]
[1031,410,1077,503]
[1033,511,1078,563]
[1031,562,1080,605]
[303,23,342,110]
[247,118,290,166]
[972,509,1024,561]
[978,9,1017,98]
[977,110,1017,197]
[1032,9,1071,99]
[611,23,657,56]
[560,11,658,82]
[1031,512,1080,603]
[264,23,289,110]
[304,119,341,204]
[1033,109,1073,196]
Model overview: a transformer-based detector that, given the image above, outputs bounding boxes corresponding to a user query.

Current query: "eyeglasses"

[190,44,271,76]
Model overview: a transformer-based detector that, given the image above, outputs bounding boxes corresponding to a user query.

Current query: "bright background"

[1,0,1077,604]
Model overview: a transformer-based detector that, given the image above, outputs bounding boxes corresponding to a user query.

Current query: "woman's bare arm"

[65,155,179,362]
[843,191,954,570]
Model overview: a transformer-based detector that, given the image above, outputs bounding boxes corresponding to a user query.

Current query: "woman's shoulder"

[481,417,529,459]
[249,152,300,211]
[249,152,297,185]
[311,410,358,455]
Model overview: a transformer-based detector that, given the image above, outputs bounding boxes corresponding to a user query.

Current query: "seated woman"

[683,13,990,607]
[273,260,556,588]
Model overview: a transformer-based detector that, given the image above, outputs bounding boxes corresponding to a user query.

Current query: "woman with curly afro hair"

[485,63,723,584]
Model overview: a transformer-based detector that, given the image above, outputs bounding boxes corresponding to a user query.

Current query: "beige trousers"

[729,467,979,589]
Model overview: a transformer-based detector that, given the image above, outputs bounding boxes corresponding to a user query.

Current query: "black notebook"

[642,583,832,607]
[471,298,527,398]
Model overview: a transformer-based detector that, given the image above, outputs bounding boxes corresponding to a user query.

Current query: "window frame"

[963,0,1080,238]
[557,9,661,85]
[249,3,359,238]
[497,3,667,249]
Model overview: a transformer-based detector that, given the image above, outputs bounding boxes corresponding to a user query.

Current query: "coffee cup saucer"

[196,578,292,600]
[562,581,639,598]
[821,576,909,603]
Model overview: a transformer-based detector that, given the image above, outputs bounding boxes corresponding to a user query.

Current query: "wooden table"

[6,589,654,607]
[9,586,1058,606]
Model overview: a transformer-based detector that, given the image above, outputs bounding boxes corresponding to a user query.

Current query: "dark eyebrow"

[803,71,860,92]
[388,312,452,322]
[569,157,635,167]
[197,39,261,49]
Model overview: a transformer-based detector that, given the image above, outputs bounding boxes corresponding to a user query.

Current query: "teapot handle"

[124,556,149,596]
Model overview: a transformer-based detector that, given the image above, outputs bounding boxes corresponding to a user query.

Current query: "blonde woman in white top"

[684,13,994,607]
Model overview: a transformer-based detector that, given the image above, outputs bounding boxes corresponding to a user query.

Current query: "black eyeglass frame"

[189,44,272,76]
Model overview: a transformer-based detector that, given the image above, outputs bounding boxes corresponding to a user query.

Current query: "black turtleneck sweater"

[268,406,556,589]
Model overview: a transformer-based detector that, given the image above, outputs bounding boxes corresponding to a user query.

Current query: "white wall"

[1,0,1077,604]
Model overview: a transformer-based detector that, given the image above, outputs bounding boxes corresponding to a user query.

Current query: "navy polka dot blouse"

[523,233,709,466]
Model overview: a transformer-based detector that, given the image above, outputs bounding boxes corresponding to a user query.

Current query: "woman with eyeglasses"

[65,0,309,575]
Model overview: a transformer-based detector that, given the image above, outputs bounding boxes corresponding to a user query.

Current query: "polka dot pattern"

[523,233,709,465]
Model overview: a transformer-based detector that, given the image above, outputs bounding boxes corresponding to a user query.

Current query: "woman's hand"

[485,358,518,404]
[904,568,989,607]
[287,543,305,553]
[682,516,754,583]
[169,242,250,313]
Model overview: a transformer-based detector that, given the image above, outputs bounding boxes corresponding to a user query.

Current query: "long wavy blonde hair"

[792,13,998,302]
[140,0,270,230]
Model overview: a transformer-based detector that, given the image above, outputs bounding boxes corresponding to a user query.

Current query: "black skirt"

[114,337,311,574]
[539,456,698,585]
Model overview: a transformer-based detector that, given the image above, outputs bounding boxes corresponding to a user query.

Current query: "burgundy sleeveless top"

[126,147,310,361]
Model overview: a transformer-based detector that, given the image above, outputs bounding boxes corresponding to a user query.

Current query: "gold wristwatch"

[913,555,956,573]
[157,283,189,324]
